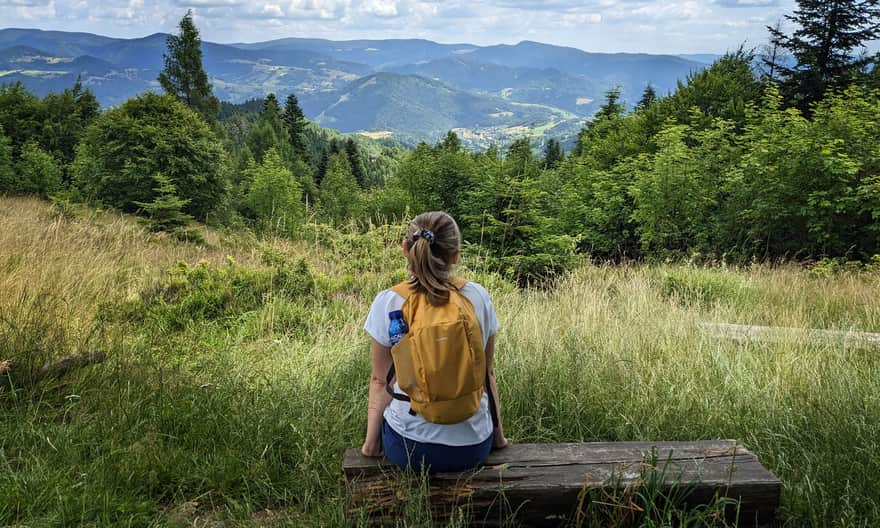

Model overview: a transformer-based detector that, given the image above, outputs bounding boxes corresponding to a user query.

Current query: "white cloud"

[360,0,399,17]
[0,0,855,55]
[5,0,56,19]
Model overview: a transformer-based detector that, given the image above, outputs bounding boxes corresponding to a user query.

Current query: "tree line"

[1,2,879,284]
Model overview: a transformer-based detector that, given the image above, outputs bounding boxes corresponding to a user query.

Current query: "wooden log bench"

[343,440,781,527]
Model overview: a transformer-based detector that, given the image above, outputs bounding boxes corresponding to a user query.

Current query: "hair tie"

[412,228,435,245]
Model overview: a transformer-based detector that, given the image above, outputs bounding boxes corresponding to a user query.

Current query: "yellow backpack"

[385,277,489,425]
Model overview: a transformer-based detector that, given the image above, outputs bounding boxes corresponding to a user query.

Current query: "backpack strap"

[449,277,499,428]
[389,277,468,299]
[389,280,413,300]
[386,280,416,414]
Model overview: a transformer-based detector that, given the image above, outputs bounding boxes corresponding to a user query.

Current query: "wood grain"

[343,440,781,527]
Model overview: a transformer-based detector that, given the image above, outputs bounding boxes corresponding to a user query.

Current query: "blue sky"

[3,0,875,54]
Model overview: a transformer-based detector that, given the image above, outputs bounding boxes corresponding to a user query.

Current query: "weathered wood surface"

[344,440,780,527]
[39,350,106,378]
[701,322,880,349]
[0,350,106,380]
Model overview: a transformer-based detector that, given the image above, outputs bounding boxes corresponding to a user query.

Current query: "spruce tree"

[315,149,329,188]
[262,93,281,119]
[245,94,290,163]
[438,130,462,152]
[767,0,880,111]
[760,20,786,82]
[134,173,192,232]
[543,138,564,170]
[282,93,308,162]
[158,11,220,123]
[637,84,658,110]
[594,87,626,121]
[344,138,366,187]
[574,87,626,157]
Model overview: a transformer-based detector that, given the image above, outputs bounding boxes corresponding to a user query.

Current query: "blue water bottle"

[388,310,409,347]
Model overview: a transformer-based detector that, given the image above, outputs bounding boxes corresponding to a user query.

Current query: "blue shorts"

[382,419,493,473]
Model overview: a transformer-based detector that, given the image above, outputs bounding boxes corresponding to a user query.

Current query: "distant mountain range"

[0,28,717,147]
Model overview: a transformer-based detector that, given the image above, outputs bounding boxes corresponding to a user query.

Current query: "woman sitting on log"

[361,211,507,472]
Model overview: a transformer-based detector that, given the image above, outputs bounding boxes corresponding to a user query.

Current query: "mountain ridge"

[0,27,712,147]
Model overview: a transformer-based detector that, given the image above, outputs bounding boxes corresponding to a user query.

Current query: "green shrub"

[72,92,226,220]
[47,189,83,220]
[16,140,62,197]
[129,255,315,330]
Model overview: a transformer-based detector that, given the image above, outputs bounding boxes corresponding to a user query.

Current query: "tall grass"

[1,196,879,527]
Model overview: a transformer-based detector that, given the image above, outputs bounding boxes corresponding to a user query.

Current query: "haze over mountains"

[0,28,713,147]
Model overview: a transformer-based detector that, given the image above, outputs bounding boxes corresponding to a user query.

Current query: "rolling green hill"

[308,72,580,146]
[0,28,711,147]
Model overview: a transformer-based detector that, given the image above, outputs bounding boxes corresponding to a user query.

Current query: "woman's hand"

[361,438,383,457]
[492,430,509,451]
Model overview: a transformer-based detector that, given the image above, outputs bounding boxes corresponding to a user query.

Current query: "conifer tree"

[438,130,462,152]
[262,93,281,120]
[543,138,564,170]
[594,87,626,121]
[760,20,786,82]
[134,173,192,232]
[574,87,627,156]
[282,93,308,162]
[344,138,366,187]
[245,94,290,163]
[767,0,880,111]
[467,138,575,284]
[315,149,329,188]
[159,11,220,122]
[637,84,658,110]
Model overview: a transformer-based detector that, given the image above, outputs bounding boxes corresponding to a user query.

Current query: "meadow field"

[1,195,879,527]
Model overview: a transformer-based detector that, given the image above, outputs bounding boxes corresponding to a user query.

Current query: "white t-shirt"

[364,281,499,446]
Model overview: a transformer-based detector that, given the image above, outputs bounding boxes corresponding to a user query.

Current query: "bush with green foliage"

[463,138,578,284]
[15,140,63,198]
[73,92,226,220]
[128,255,315,330]
[245,147,305,234]
[0,126,14,193]
[0,81,99,175]
[320,152,361,223]
[0,82,44,156]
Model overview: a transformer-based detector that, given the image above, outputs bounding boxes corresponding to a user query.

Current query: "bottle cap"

[389,310,403,320]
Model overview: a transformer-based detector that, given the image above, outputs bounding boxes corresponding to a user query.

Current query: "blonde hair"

[405,211,461,305]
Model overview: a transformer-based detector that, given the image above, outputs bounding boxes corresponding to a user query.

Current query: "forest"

[1,3,879,284]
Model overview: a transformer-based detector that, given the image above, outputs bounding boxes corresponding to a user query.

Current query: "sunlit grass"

[1,196,878,526]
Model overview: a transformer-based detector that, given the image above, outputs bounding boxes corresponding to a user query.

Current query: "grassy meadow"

[1,195,879,527]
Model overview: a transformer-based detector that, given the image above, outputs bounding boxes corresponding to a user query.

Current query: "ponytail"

[404,212,461,305]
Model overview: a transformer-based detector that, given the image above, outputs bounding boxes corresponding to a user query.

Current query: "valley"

[0,28,707,148]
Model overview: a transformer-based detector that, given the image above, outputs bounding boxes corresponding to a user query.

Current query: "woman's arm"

[485,335,508,449]
[362,337,393,457]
